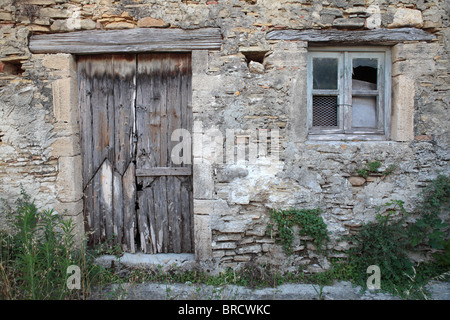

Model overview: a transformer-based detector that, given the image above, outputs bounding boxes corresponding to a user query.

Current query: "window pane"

[313,58,338,90]
[352,58,378,90]
[352,96,377,128]
[313,95,338,127]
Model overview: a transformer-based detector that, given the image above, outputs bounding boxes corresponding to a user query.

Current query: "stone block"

[194,214,212,261]
[40,8,70,19]
[0,12,13,21]
[52,77,79,123]
[391,75,415,142]
[349,176,366,186]
[43,53,76,72]
[392,59,435,77]
[53,199,83,217]
[193,161,214,199]
[56,155,83,203]
[192,50,209,75]
[194,199,215,215]
[388,8,423,28]
[50,136,80,157]
[237,244,261,254]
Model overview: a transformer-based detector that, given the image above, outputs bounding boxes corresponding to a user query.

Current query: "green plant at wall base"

[408,174,450,249]
[344,174,450,298]
[267,208,329,255]
[0,188,104,300]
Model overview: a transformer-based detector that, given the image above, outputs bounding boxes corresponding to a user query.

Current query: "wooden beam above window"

[29,28,222,54]
[266,27,436,44]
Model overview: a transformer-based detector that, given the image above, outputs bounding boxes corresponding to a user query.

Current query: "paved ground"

[92,253,450,300]
[91,280,450,300]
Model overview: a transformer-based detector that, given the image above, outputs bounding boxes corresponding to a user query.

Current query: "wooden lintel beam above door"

[29,28,222,54]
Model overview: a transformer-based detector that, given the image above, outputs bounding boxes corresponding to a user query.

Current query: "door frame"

[33,28,222,261]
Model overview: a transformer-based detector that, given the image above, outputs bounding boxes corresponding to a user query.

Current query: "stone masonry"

[1,0,449,273]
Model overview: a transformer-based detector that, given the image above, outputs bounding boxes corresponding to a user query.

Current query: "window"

[307,47,391,140]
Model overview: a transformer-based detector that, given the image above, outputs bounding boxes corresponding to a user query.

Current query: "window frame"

[307,46,392,141]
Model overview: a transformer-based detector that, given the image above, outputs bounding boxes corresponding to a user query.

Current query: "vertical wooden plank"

[180,53,194,253]
[113,171,123,246]
[136,53,161,170]
[113,54,136,175]
[99,159,113,242]
[152,177,163,252]
[180,176,193,252]
[159,176,169,252]
[137,190,151,253]
[136,54,158,252]
[112,54,136,249]
[123,162,136,253]
[169,176,182,253]
[77,57,93,190]
[90,55,113,175]
[78,56,96,248]
[93,169,101,245]
[83,179,95,248]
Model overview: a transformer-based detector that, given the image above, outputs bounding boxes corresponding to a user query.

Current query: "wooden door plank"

[180,176,193,253]
[92,168,101,245]
[113,171,123,246]
[123,162,136,253]
[179,53,194,253]
[168,176,182,253]
[91,55,114,175]
[113,54,136,176]
[77,57,94,190]
[99,159,113,242]
[137,189,152,253]
[152,177,163,252]
[83,178,95,247]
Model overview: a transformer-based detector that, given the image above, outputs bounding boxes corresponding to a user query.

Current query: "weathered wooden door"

[77,53,193,254]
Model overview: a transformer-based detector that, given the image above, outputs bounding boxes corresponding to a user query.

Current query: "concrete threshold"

[95,252,196,269]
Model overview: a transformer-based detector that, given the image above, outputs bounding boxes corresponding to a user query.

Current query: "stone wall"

[1,0,449,273]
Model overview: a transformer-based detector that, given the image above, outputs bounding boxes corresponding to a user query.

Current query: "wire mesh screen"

[312,95,338,127]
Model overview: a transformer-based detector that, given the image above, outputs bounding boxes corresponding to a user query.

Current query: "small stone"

[137,17,169,28]
[0,12,13,21]
[50,20,69,32]
[333,17,365,29]
[415,135,433,141]
[349,176,366,186]
[80,19,97,30]
[104,22,136,29]
[248,61,264,73]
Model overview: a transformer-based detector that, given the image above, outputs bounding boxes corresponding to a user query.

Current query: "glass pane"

[352,58,378,90]
[352,96,377,128]
[313,58,338,90]
[313,95,338,127]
